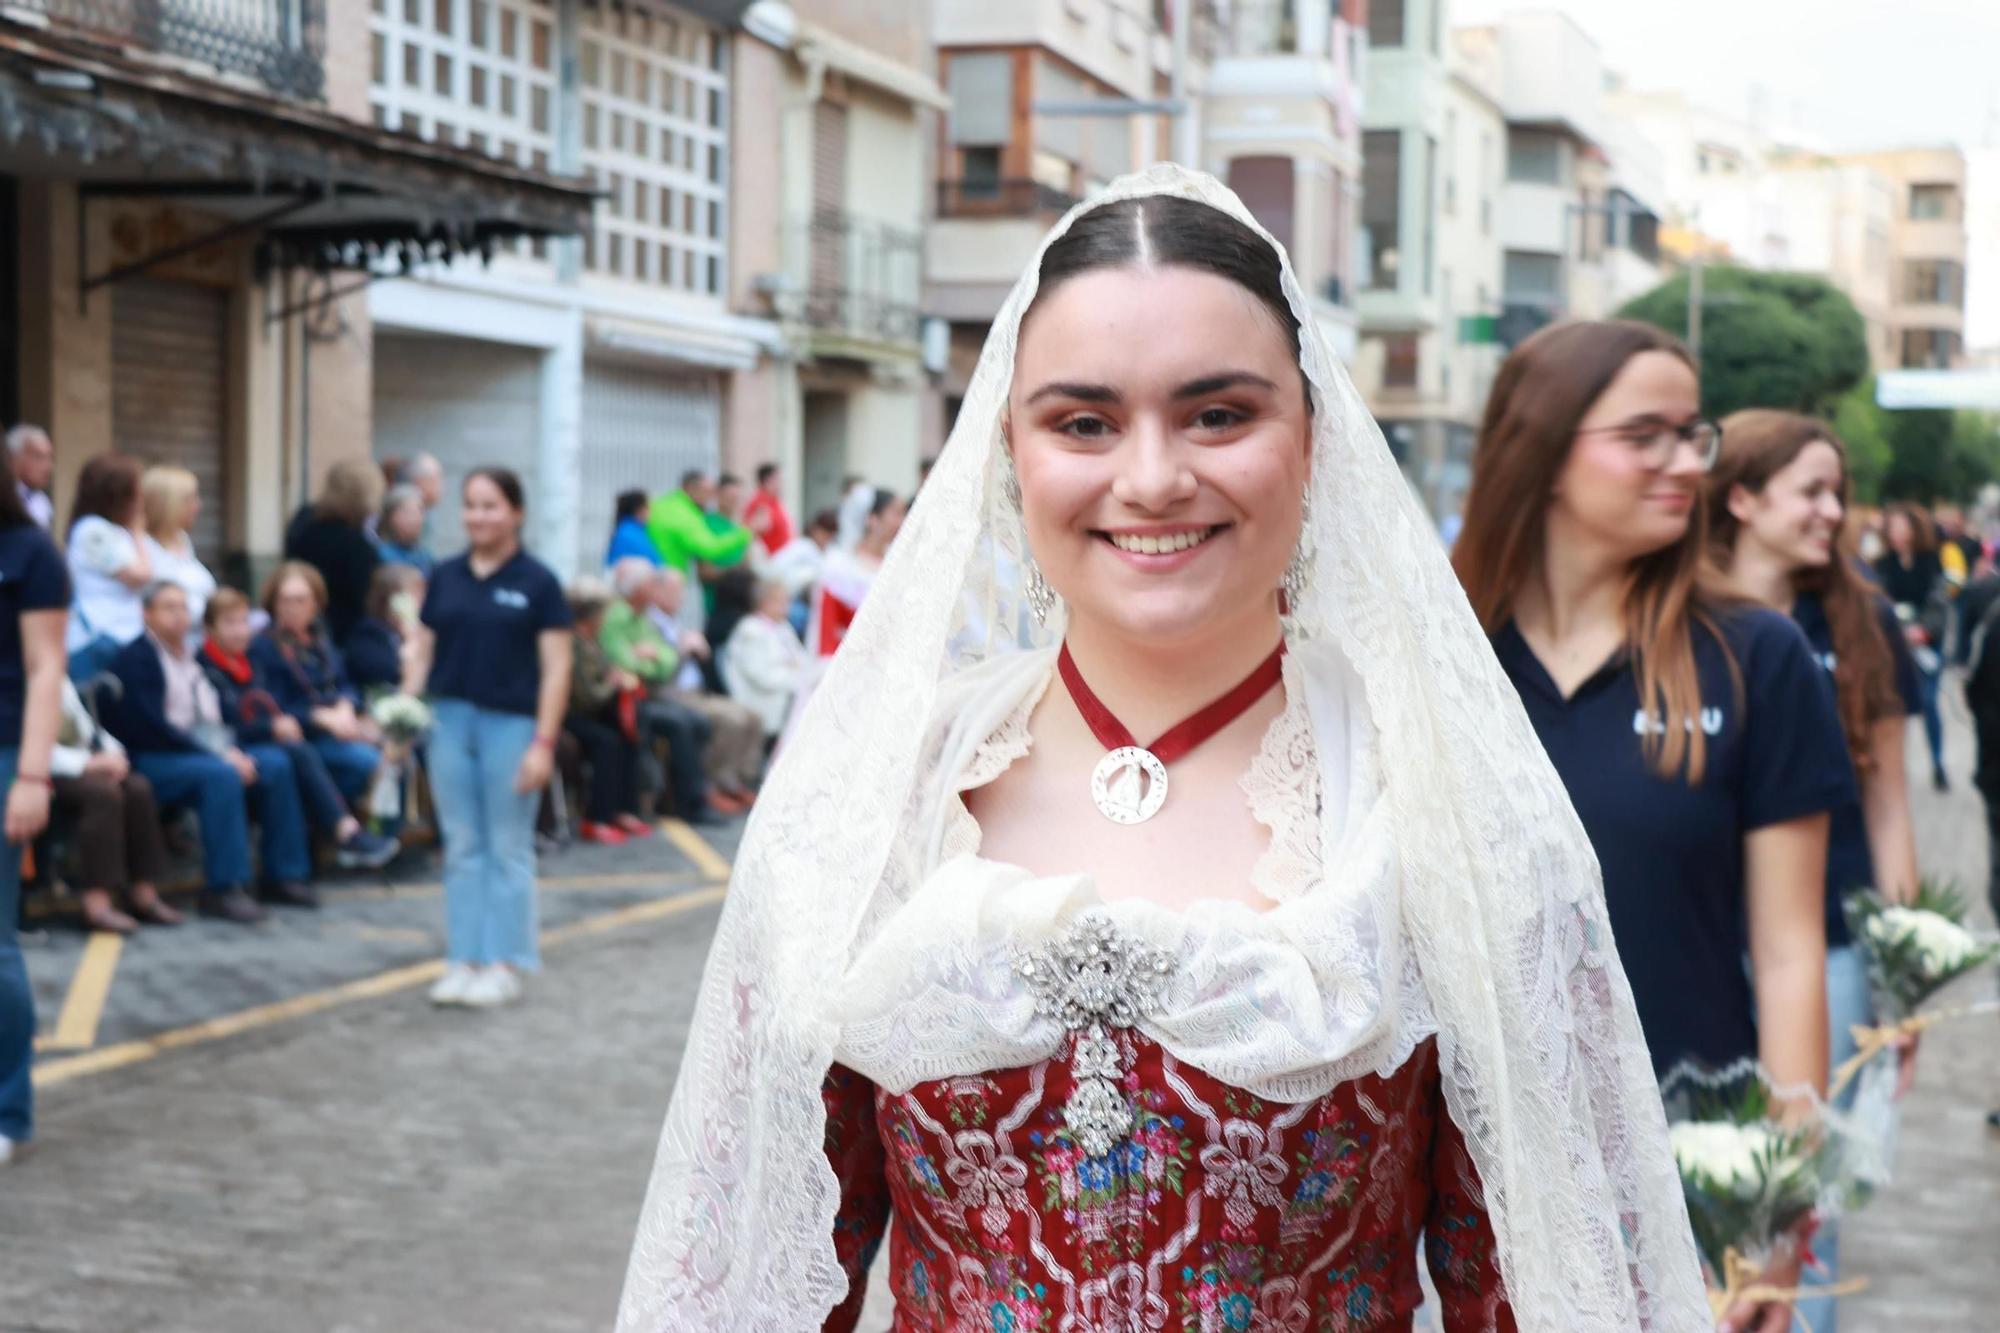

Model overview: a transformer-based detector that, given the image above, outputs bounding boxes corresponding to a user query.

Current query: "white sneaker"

[0,1133,16,1167]
[461,965,523,1009]
[428,963,479,1007]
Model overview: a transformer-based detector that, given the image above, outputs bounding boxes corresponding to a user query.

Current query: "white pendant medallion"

[1090,746,1169,824]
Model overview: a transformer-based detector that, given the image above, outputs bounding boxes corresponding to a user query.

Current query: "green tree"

[1831,380,1893,503]
[1619,267,1871,419]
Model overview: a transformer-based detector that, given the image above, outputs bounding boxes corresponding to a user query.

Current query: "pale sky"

[1449,0,2000,349]
[1448,0,2000,153]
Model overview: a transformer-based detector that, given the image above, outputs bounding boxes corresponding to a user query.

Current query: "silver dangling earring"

[1000,444,1057,625]
[1025,561,1056,625]
[1280,484,1312,617]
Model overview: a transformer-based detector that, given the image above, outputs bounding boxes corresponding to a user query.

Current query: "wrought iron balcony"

[786,207,922,348]
[19,0,326,101]
[936,177,1080,220]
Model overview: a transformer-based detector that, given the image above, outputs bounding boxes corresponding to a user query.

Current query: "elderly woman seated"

[250,561,383,806]
[52,675,179,934]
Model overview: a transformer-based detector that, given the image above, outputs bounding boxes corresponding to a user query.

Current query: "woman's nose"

[1110,418,1197,513]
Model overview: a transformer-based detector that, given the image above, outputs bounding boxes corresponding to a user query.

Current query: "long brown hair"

[1707,410,1900,773]
[1454,319,1727,782]
[68,453,143,536]
[1882,501,1938,558]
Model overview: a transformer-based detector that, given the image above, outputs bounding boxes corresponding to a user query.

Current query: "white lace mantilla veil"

[616,165,1709,1332]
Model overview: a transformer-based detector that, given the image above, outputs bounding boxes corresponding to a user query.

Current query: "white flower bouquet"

[369,692,434,744]
[1661,1062,1867,1320]
[1844,882,1998,1026]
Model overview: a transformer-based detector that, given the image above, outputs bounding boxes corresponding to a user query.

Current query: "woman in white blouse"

[721,577,808,739]
[139,465,218,634]
[64,454,151,659]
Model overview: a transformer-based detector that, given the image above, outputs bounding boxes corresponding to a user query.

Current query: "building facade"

[3,0,588,584]
[1842,147,1970,372]
[728,1,944,524]
[364,0,795,578]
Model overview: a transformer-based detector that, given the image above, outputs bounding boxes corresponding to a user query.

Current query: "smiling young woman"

[617,170,1710,1333]
[1703,408,1922,1333]
[1456,323,1858,1333]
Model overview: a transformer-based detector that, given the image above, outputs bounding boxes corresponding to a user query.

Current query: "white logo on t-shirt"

[1817,651,1837,674]
[493,588,529,610]
[1633,707,1725,737]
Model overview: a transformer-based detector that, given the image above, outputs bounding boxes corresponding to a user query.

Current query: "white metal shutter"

[112,278,229,564]
[371,332,544,554]
[577,361,720,571]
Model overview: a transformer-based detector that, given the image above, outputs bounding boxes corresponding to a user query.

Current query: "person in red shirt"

[742,463,794,558]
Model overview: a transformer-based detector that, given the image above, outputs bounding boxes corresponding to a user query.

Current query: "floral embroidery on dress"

[819,1040,1518,1333]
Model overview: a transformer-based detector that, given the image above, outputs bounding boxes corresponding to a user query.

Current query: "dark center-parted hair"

[466,465,526,513]
[615,489,648,524]
[1027,195,1311,413]
[1454,319,1731,783]
[1708,409,1900,773]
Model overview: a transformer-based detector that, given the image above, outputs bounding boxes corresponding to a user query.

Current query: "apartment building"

[1350,0,1504,514]
[1844,147,1970,372]
[0,0,589,582]
[1202,0,1367,367]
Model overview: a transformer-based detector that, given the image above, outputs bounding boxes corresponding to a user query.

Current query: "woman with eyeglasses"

[1454,322,1855,1331]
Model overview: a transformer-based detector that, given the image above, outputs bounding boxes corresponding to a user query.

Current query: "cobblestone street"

[1,713,1994,1332]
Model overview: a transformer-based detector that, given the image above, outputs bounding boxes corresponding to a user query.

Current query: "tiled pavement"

[0,707,1993,1332]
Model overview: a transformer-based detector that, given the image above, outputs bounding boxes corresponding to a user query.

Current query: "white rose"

[1669,1121,1772,1195]
[1868,906,1980,975]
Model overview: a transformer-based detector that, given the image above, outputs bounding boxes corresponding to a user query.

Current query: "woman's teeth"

[1107,527,1216,556]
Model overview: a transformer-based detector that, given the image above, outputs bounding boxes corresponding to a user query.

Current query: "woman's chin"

[1066,586,1274,647]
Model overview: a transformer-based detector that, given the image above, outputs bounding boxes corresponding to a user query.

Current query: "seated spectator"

[603,558,762,814]
[699,565,758,694]
[723,577,809,742]
[768,508,838,637]
[285,459,383,643]
[139,464,218,632]
[64,454,152,673]
[373,484,435,576]
[103,582,316,921]
[344,565,424,696]
[251,562,382,805]
[53,670,180,934]
[564,578,652,845]
[605,490,662,567]
[599,559,720,825]
[201,589,396,871]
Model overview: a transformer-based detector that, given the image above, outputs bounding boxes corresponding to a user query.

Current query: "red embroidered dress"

[816,663,1516,1332]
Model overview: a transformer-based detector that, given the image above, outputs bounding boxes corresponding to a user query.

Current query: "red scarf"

[201,639,254,687]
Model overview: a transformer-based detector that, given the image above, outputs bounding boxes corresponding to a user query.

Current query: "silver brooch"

[1015,914,1173,1159]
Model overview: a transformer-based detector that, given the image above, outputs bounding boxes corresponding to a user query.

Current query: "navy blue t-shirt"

[0,523,70,747]
[421,549,571,716]
[1791,591,1922,946]
[1492,605,1856,1076]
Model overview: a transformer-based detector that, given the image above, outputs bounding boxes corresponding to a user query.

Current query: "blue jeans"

[428,700,539,970]
[313,736,380,803]
[1916,662,1945,781]
[1794,944,1874,1333]
[135,747,311,889]
[0,747,32,1141]
[279,739,349,833]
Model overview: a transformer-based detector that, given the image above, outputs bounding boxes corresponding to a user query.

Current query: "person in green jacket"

[647,470,751,579]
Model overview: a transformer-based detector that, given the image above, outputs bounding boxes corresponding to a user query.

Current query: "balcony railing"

[20,0,326,101]
[937,178,1080,220]
[790,208,922,347]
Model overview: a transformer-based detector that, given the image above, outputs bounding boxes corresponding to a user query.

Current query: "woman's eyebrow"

[1024,381,1120,405]
[1172,372,1278,398]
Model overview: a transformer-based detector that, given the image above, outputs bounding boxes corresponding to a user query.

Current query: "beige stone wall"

[799,0,930,72]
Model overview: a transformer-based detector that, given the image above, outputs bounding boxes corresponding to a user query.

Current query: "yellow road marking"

[41,932,124,1053]
[659,819,733,882]
[32,886,728,1090]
